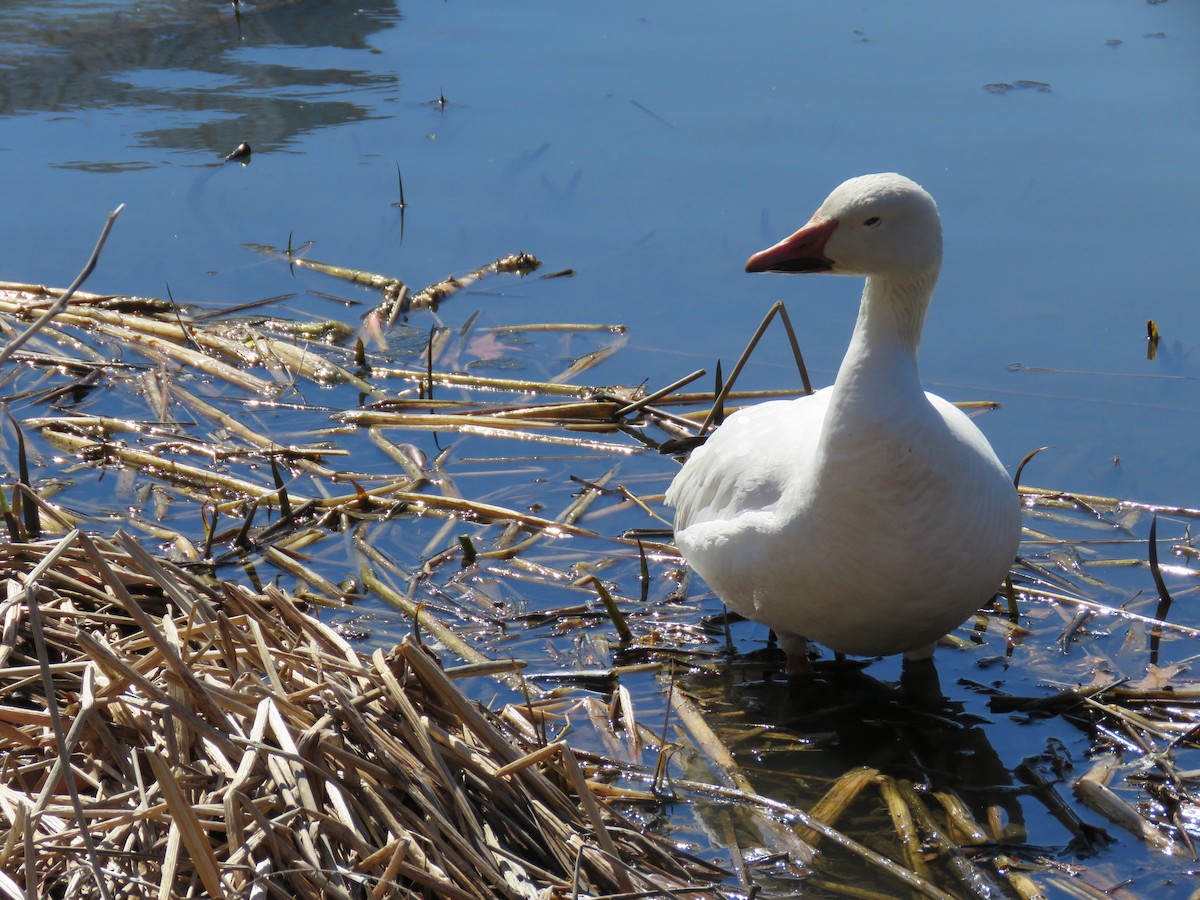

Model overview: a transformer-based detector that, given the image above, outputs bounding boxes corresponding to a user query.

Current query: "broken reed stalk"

[699,299,812,436]
[0,205,123,368]
[1074,756,1185,853]
[311,251,545,324]
[667,773,960,900]
[584,575,633,644]
[1019,484,1200,521]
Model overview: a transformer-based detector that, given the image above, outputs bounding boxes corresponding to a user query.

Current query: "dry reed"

[0,529,725,899]
[2,246,1200,900]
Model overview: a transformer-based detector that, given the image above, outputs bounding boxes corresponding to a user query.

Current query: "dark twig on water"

[392,162,408,246]
[1013,445,1051,489]
[1147,515,1176,666]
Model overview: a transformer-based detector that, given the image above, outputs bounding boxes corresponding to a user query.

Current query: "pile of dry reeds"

[0,528,728,899]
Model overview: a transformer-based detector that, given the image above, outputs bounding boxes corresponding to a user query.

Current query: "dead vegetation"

[1,241,1200,898]
[0,529,727,899]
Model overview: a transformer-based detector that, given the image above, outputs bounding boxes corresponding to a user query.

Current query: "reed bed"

[2,249,1200,898]
[0,529,725,899]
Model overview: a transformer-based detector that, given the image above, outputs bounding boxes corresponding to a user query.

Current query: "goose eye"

[864,216,881,228]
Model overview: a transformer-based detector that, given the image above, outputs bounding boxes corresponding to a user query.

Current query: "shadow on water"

[685,654,1123,856]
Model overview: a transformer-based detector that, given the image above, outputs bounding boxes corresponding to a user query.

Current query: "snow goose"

[665,173,1021,673]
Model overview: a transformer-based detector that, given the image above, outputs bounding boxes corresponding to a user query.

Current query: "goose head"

[745,173,943,280]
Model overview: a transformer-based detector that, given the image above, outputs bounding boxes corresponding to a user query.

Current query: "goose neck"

[833,270,938,398]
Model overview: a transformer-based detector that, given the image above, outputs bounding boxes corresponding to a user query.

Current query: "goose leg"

[775,630,814,675]
[901,642,937,663]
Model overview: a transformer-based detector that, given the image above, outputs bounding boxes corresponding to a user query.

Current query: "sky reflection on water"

[2,0,1196,505]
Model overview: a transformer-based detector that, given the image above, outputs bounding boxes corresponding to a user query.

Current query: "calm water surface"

[3,0,1197,501]
[2,0,1200,895]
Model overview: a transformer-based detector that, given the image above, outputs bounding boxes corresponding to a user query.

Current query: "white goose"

[666,173,1021,673]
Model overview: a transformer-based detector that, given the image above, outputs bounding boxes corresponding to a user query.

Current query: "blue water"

[3,0,1197,504]
[3,0,1200,894]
